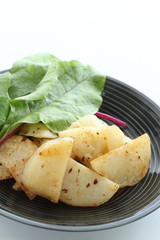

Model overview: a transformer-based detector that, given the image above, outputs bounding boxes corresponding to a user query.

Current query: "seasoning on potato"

[91,133,151,187]
[0,164,12,180]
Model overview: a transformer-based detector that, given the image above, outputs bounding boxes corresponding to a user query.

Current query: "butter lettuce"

[0,72,11,130]
[0,53,106,140]
[8,53,57,99]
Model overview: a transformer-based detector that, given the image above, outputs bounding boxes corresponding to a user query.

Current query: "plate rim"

[0,200,160,232]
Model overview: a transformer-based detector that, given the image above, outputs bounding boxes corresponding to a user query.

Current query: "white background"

[0,0,160,239]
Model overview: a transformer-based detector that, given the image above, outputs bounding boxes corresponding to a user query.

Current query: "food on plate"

[0,115,151,206]
[0,53,151,207]
[22,137,73,203]
[60,158,119,207]
[0,164,12,180]
[68,114,108,128]
[19,123,58,139]
[0,135,37,199]
[91,134,151,187]
[59,125,126,167]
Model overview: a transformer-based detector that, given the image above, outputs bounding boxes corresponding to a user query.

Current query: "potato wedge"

[105,125,126,151]
[0,135,37,199]
[91,134,151,187]
[19,123,58,138]
[69,115,107,128]
[0,165,12,180]
[22,137,74,203]
[59,125,126,167]
[60,158,119,207]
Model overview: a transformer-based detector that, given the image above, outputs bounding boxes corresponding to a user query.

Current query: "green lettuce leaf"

[0,54,106,140]
[0,72,11,130]
[8,53,56,99]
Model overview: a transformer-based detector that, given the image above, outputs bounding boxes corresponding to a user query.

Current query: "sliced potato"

[69,114,131,147]
[22,137,74,203]
[19,123,58,138]
[0,135,37,199]
[69,115,107,128]
[59,126,109,166]
[91,134,151,187]
[59,125,126,167]
[60,158,119,207]
[0,165,12,180]
[105,125,126,151]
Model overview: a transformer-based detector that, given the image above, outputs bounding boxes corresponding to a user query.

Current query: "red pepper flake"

[138,156,141,159]
[96,132,99,135]
[62,188,68,193]
[78,169,80,173]
[68,168,72,173]
[86,183,90,188]
[93,179,98,184]
[41,164,44,168]
[39,152,42,156]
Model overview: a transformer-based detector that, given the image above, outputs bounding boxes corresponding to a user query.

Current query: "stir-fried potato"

[0,135,37,199]
[0,165,12,180]
[19,123,58,139]
[91,134,151,187]
[0,114,151,207]
[22,137,74,203]
[69,114,107,128]
[60,158,119,207]
[59,125,126,167]
[104,125,126,151]
[69,115,131,144]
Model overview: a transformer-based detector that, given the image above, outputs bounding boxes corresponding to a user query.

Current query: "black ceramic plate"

[0,75,160,232]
